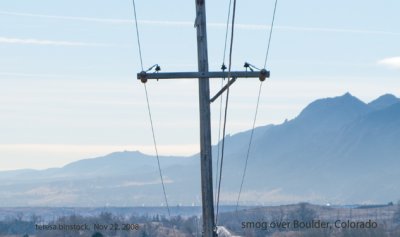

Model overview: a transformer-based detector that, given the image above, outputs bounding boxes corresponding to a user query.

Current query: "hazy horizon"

[0,92,398,171]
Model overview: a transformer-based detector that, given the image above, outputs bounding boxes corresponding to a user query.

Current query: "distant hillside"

[0,93,399,206]
[368,94,400,110]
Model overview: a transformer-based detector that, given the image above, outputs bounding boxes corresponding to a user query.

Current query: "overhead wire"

[215,0,238,225]
[132,0,144,71]
[235,0,279,212]
[235,82,262,212]
[264,0,278,69]
[222,0,233,65]
[214,0,233,211]
[143,85,172,218]
[131,0,173,220]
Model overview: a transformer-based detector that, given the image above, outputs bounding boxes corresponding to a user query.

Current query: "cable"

[131,0,174,223]
[264,0,278,68]
[214,79,224,206]
[235,82,262,212]
[236,0,278,212]
[215,0,237,225]
[132,0,144,71]
[222,0,233,65]
[214,0,232,210]
[143,84,172,217]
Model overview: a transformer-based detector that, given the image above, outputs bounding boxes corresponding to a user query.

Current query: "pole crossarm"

[137,69,269,83]
[210,77,237,103]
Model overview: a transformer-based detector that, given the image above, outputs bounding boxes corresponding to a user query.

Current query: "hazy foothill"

[0,93,400,236]
[0,93,399,206]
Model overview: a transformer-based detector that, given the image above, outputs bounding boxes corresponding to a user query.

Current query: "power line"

[222,0,233,65]
[143,84,172,217]
[215,0,238,225]
[132,0,144,70]
[214,0,232,211]
[131,0,172,220]
[264,0,278,68]
[235,82,262,212]
[236,0,279,212]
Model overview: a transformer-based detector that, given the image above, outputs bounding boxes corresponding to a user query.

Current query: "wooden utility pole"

[138,1,269,236]
[195,1,215,236]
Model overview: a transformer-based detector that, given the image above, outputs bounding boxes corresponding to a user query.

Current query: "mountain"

[368,93,400,110]
[220,93,400,204]
[0,93,399,206]
[295,92,371,129]
[0,151,200,206]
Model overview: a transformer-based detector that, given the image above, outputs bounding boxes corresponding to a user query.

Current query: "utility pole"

[195,1,215,236]
[138,1,269,236]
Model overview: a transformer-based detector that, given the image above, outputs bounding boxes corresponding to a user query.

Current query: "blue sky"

[0,0,399,170]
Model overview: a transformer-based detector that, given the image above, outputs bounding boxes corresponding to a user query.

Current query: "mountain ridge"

[368,93,400,110]
[0,93,399,206]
